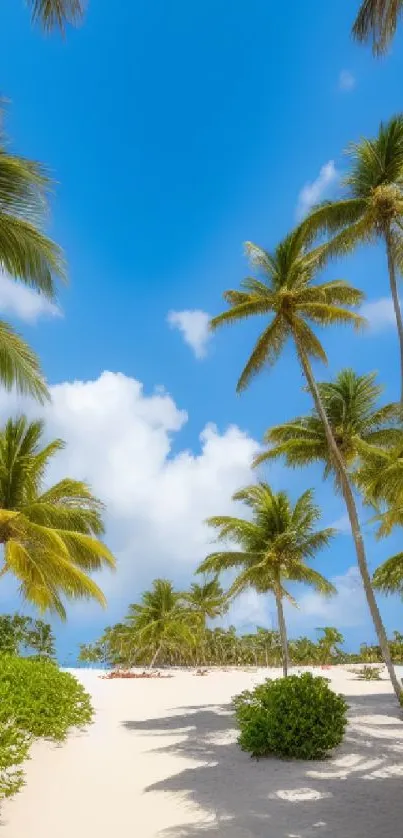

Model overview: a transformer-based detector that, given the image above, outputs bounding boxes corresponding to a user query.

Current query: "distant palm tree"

[211,231,402,698]
[0,135,64,400]
[0,416,115,618]
[184,575,227,626]
[255,369,402,481]
[198,484,335,677]
[353,0,403,55]
[126,579,196,668]
[27,0,84,32]
[299,116,403,403]
[184,575,228,665]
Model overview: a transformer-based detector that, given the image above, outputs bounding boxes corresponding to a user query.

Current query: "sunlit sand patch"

[272,788,332,802]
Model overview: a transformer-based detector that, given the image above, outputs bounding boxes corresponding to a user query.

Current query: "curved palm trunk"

[149,644,162,670]
[297,342,401,700]
[274,590,289,677]
[385,226,403,404]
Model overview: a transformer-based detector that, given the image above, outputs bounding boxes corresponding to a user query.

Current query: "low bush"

[233,672,348,760]
[352,665,383,681]
[0,655,93,799]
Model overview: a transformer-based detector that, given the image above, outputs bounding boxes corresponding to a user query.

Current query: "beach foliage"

[0,655,93,799]
[0,416,115,617]
[233,673,348,760]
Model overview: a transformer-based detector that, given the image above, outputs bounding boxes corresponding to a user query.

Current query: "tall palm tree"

[211,231,402,698]
[300,116,403,403]
[27,0,84,32]
[198,484,335,677]
[0,135,64,400]
[353,0,403,55]
[0,416,115,618]
[255,369,402,480]
[125,579,196,668]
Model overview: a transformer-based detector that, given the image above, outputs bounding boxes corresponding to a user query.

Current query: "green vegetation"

[0,416,115,617]
[353,665,383,680]
[0,614,55,658]
[0,126,64,402]
[210,227,402,698]
[81,591,403,668]
[0,655,93,799]
[233,673,348,760]
[198,485,335,677]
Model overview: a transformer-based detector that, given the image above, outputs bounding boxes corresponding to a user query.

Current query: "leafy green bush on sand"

[0,656,93,798]
[233,673,348,760]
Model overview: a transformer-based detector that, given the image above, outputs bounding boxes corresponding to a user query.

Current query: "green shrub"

[233,673,348,760]
[352,665,383,681]
[0,655,93,799]
[0,720,30,799]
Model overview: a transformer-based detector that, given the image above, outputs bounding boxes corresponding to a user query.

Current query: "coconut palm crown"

[198,484,335,676]
[255,369,402,483]
[0,416,115,618]
[210,230,365,393]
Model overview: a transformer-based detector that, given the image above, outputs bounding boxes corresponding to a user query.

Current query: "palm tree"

[184,575,227,626]
[125,579,196,668]
[184,575,227,665]
[299,116,403,403]
[316,627,344,663]
[211,231,402,698]
[0,416,115,618]
[0,134,64,400]
[255,369,402,480]
[352,0,403,55]
[198,484,335,677]
[26,0,84,32]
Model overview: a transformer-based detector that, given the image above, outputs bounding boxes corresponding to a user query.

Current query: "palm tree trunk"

[275,591,289,677]
[149,644,162,670]
[296,342,402,700]
[385,226,403,404]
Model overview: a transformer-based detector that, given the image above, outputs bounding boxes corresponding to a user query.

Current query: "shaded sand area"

[1,667,403,837]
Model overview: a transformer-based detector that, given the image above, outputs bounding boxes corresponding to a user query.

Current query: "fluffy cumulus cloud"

[338,70,356,92]
[222,566,368,636]
[296,161,338,219]
[167,309,211,358]
[0,272,60,323]
[361,297,398,332]
[287,566,368,629]
[0,372,259,623]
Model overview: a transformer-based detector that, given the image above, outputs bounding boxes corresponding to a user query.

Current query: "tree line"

[78,578,403,669]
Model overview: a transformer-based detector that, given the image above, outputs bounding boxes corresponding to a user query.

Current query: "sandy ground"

[1,666,403,838]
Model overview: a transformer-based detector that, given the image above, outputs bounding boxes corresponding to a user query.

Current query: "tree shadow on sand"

[121,692,403,838]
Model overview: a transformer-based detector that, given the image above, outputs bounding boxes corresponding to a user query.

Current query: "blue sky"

[1,1,403,660]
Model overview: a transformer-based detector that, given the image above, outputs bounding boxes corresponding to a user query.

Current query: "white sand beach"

[1,667,403,838]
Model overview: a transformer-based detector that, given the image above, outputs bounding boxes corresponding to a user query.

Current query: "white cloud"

[361,297,398,332]
[0,272,60,323]
[329,514,351,535]
[221,567,368,636]
[286,566,367,630]
[338,70,356,92]
[0,371,259,623]
[296,161,338,219]
[167,309,211,359]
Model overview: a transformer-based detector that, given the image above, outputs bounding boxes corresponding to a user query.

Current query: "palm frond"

[0,214,65,297]
[0,320,48,401]
[352,0,403,55]
[29,0,85,32]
